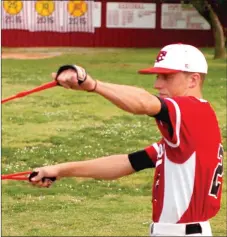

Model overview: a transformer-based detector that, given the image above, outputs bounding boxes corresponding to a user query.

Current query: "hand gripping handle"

[28,171,56,183]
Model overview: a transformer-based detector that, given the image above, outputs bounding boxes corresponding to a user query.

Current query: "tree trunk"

[207,4,226,59]
[189,0,226,59]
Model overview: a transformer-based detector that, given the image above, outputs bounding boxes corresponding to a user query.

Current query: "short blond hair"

[199,73,206,87]
[184,72,206,87]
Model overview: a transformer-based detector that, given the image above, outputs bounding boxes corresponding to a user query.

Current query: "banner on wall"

[106,2,156,29]
[29,0,61,32]
[1,0,95,33]
[1,0,30,30]
[93,1,101,28]
[161,4,211,30]
[61,0,94,32]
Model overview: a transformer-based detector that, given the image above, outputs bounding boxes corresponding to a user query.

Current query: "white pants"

[149,221,212,236]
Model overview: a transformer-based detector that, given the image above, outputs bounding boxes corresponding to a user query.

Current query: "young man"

[30,44,224,236]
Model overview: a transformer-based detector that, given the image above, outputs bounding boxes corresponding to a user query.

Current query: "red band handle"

[2,171,56,182]
[1,171,32,180]
[2,80,58,104]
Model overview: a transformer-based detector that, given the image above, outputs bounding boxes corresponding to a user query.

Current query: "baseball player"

[30,43,224,236]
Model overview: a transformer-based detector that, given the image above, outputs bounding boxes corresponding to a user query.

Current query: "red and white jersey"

[145,96,224,223]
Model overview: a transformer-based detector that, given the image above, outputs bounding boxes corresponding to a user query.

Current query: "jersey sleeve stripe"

[156,159,162,168]
[164,98,181,148]
[152,143,159,153]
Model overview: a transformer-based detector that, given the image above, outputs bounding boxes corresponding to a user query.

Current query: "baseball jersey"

[145,96,224,223]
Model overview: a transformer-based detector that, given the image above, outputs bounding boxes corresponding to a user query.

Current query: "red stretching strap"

[2,171,32,180]
[2,80,58,104]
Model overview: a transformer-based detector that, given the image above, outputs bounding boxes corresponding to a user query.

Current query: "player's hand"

[53,65,97,92]
[29,166,59,188]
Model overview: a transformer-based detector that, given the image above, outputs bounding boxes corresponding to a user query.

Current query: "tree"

[187,0,226,59]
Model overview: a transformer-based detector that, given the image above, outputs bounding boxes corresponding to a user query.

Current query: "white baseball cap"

[138,43,208,74]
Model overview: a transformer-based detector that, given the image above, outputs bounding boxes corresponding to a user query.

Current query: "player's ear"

[188,73,200,89]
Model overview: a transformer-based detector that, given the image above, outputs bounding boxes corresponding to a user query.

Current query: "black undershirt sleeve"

[128,97,174,172]
[128,150,155,172]
[153,97,173,138]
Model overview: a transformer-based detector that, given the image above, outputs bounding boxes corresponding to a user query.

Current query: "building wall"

[2,0,214,48]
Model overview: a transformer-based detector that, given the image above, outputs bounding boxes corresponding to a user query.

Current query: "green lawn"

[1,47,226,236]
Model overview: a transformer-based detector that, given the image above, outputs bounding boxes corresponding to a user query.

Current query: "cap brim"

[138,67,182,74]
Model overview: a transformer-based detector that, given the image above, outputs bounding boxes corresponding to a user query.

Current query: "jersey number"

[209,144,224,198]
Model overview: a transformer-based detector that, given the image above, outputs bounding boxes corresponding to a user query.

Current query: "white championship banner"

[29,0,61,32]
[61,0,94,32]
[106,2,156,29]
[1,0,30,30]
[161,4,211,30]
[93,1,101,28]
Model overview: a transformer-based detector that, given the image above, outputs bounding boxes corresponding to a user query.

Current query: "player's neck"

[185,89,203,99]
[193,92,203,99]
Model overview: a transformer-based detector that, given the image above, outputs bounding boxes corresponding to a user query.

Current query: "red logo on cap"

[156,51,167,62]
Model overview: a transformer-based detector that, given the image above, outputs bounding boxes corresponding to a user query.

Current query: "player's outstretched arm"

[93,80,161,116]
[30,154,135,188]
[54,66,161,116]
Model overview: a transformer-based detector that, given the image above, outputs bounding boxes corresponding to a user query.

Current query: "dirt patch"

[2,52,62,60]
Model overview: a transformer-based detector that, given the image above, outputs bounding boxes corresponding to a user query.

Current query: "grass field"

[1,47,226,236]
